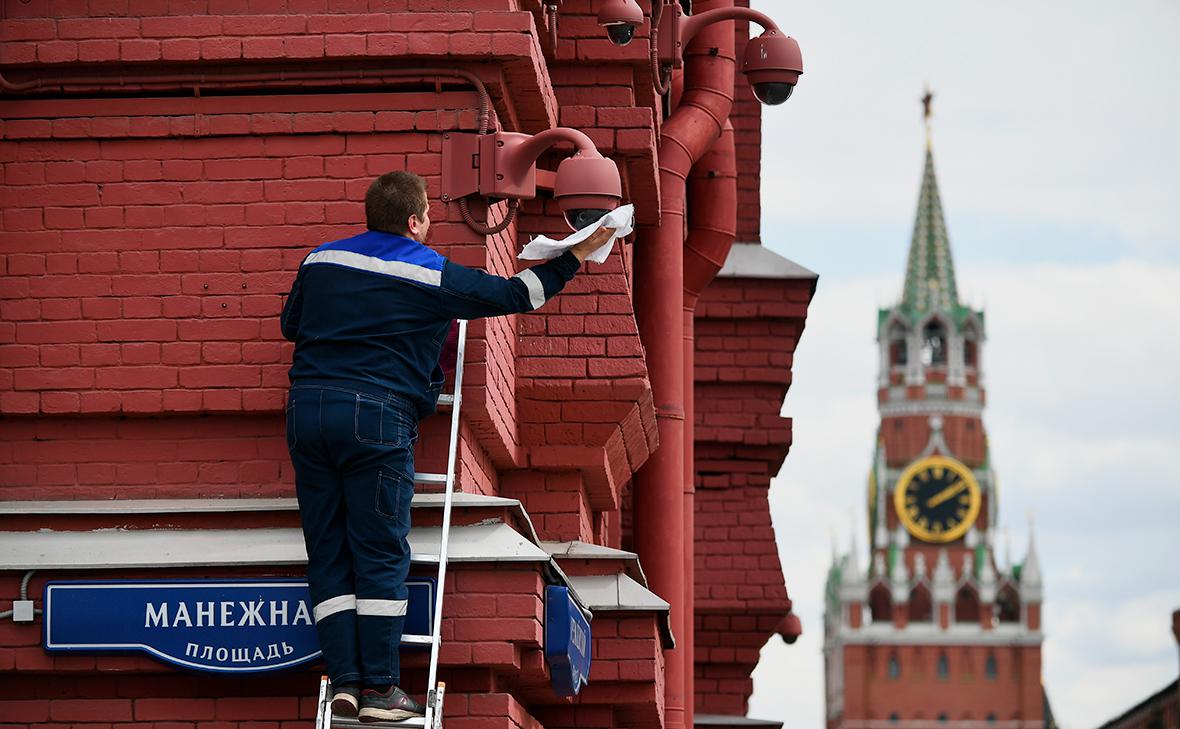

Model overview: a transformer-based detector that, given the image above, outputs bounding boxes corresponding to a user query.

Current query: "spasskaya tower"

[822,97,1048,728]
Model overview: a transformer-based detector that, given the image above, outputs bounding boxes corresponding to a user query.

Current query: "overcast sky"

[743,2,1180,727]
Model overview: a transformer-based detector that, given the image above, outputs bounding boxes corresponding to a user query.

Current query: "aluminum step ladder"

[316,319,469,729]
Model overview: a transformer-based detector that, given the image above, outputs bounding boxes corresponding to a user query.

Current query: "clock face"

[893,455,981,543]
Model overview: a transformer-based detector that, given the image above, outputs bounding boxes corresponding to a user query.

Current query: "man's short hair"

[365,171,428,235]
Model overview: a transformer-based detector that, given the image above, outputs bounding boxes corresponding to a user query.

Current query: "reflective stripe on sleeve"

[513,268,546,310]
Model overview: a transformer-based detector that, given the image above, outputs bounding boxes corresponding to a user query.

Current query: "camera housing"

[597,0,645,47]
[656,5,804,105]
[554,154,622,230]
[742,30,803,106]
[779,612,803,644]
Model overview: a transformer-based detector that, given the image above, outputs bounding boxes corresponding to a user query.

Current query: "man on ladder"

[280,171,614,723]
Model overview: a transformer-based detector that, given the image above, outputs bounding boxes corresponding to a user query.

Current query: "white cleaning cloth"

[518,204,635,264]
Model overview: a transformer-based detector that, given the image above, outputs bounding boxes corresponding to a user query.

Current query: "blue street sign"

[544,585,592,696]
[43,578,435,674]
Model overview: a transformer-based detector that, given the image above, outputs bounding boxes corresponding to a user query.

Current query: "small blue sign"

[44,579,435,674]
[544,585,592,696]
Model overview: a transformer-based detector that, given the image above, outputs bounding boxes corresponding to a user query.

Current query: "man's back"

[282,230,452,417]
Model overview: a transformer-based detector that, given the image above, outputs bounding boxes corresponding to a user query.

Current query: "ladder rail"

[424,318,467,725]
[316,675,331,729]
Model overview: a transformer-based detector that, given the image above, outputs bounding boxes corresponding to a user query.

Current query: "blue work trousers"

[285,383,418,687]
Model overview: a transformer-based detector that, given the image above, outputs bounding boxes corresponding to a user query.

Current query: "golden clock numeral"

[956,507,968,518]
[919,471,931,482]
[906,495,917,505]
[907,507,919,518]
[932,523,943,533]
[932,466,944,479]
[958,493,969,503]
[918,517,929,528]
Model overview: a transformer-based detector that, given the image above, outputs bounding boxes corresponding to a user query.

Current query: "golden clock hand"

[926,480,967,508]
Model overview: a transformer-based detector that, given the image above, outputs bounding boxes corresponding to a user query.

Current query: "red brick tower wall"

[693,274,814,716]
[838,643,1043,724]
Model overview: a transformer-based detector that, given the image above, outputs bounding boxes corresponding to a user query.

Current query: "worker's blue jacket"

[281,230,581,416]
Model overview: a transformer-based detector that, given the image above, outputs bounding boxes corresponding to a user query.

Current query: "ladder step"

[437,394,454,407]
[331,716,426,728]
[413,472,447,485]
[401,634,432,645]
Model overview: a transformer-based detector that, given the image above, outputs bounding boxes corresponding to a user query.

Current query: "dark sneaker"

[331,683,361,717]
[358,685,426,723]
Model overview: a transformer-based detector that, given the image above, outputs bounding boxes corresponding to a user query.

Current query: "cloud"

[749,260,1180,729]
[1045,591,1180,724]
[757,0,1180,252]
[1051,592,1180,662]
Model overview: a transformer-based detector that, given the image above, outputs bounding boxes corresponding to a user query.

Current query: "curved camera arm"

[679,6,781,46]
[506,126,601,182]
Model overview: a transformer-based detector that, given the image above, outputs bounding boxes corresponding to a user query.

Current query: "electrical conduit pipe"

[632,3,735,729]
[0,67,495,134]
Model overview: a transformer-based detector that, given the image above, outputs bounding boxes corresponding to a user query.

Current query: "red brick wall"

[0,1,667,725]
[693,274,815,714]
[0,1,808,726]
[840,643,1045,724]
[732,2,763,244]
[879,414,987,468]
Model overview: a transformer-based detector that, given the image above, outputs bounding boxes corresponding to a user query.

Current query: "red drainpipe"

[681,119,737,729]
[632,3,735,729]
[684,122,738,308]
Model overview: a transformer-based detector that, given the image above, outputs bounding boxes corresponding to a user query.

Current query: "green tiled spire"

[900,147,960,318]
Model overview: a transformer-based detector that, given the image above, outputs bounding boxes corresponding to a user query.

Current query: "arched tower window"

[936,652,950,679]
[889,323,908,367]
[963,327,979,368]
[908,583,933,623]
[984,653,998,680]
[887,653,901,679]
[869,583,893,625]
[922,320,948,366]
[996,583,1021,623]
[955,583,980,624]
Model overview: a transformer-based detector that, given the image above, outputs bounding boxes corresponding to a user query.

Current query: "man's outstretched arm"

[435,226,615,320]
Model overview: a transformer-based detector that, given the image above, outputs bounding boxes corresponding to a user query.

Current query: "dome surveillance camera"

[566,208,612,231]
[779,612,803,644]
[554,153,622,230]
[597,0,644,47]
[742,30,803,106]
[604,22,637,46]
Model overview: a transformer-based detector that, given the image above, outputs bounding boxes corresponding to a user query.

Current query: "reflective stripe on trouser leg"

[311,592,362,686]
[315,593,358,621]
[357,597,409,685]
[357,599,408,617]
